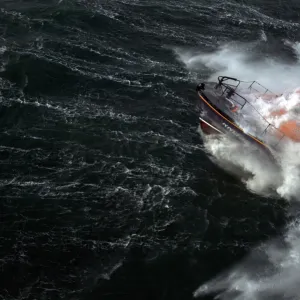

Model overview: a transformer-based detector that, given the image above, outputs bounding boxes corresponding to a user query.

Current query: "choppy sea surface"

[1,1,300,299]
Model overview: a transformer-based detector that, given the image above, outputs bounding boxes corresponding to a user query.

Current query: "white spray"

[176,41,300,299]
[176,42,300,200]
[175,41,300,93]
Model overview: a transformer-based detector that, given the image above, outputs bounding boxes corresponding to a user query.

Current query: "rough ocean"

[1,1,300,299]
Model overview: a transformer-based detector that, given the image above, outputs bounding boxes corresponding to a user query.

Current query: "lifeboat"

[196,76,300,158]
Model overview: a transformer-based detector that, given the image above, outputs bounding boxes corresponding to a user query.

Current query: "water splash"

[179,42,300,299]
[178,42,300,200]
[175,41,300,93]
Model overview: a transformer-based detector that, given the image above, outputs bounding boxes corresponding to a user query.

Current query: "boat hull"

[196,90,276,160]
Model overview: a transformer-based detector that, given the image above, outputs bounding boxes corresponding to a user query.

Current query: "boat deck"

[211,76,286,149]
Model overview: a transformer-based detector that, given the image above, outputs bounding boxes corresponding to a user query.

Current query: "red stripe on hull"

[200,120,221,135]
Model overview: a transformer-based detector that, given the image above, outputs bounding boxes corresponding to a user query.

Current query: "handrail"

[215,76,286,148]
[217,76,274,97]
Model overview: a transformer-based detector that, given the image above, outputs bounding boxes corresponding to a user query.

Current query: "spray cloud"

[176,41,300,299]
